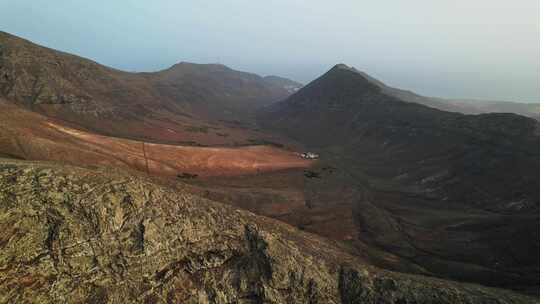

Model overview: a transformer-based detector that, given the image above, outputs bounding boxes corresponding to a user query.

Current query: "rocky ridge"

[0,159,536,303]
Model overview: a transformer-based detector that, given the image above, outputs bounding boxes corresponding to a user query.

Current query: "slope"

[0,31,298,144]
[0,159,536,303]
[0,99,310,177]
[260,64,540,293]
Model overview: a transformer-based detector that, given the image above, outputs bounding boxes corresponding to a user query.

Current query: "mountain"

[150,62,302,118]
[353,68,540,118]
[261,64,540,293]
[0,159,536,303]
[0,31,298,145]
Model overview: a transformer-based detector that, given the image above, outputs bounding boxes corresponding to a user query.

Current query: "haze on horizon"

[2,0,539,102]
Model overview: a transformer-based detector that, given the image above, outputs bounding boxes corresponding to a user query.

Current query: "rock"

[0,160,537,303]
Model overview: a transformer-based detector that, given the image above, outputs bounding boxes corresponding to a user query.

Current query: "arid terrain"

[1,31,540,303]
[0,31,302,146]
[0,99,311,177]
[2,159,537,303]
[261,64,540,294]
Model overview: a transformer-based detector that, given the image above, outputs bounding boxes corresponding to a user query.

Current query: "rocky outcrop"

[0,160,536,303]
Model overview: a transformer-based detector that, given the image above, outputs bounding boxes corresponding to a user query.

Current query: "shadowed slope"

[151,62,302,119]
[263,64,540,209]
[261,64,540,293]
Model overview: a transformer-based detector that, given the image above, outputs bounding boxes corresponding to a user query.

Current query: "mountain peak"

[289,64,383,101]
[323,64,375,86]
[331,63,362,74]
[168,61,231,72]
[334,63,350,69]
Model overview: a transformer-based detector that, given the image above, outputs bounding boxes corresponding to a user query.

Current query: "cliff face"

[0,159,536,303]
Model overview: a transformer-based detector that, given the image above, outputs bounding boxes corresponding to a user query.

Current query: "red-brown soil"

[0,100,311,177]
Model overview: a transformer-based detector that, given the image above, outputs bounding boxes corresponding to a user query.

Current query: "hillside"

[0,159,537,303]
[0,31,297,145]
[260,64,540,293]
[0,99,310,177]
[3,30,540,299]
[150,62,302,119]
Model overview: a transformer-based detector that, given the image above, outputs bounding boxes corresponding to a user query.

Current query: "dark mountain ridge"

[150,61,301,118]
[264,64,539,148]
[261,64,540,293]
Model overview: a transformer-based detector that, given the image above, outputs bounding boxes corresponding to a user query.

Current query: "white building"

[300,152,319,160]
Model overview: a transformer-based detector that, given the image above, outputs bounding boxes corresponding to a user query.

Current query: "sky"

[1,0,539,102]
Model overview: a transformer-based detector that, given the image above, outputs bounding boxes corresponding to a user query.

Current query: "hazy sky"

[2,0,539,101]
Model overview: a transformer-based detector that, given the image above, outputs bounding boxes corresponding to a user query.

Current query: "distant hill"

[354,67,540,118]
[150,62,302,117]
[261,64,540,292]
[0,31,298,144]
[441,98,540,119]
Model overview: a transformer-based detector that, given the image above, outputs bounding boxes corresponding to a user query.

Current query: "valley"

[0,100,311,177]
[1,31,540,303]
